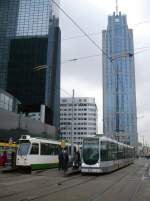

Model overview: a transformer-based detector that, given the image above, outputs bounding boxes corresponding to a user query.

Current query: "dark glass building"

[0,0,61,134]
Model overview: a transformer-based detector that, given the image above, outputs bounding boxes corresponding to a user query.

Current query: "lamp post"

[71,89,75,158]
[139,135,145,156]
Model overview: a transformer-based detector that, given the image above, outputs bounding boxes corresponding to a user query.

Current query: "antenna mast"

[116,0,118,15]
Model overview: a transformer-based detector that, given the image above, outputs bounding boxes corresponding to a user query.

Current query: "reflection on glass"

[83,138,99,165]
[18,142,30,155]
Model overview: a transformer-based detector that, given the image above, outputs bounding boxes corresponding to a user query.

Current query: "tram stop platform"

[0,166,17,173]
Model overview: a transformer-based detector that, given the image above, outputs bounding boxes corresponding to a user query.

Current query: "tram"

[81,136,135,173]
[16,135,77,171]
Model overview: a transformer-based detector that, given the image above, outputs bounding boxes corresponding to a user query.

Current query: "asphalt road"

[0,158,150,201]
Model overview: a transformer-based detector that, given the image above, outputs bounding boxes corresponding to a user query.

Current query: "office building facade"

[60,97,98,144]
[0,0,61,132]
[102,12,138,146]
[0,89,20,113]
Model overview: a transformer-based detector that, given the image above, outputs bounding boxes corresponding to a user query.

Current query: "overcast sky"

[59,0,150,145]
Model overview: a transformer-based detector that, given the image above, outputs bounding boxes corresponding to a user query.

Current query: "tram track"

[16,166,136,201]
[0,160,148,201]
[127,162,149,201]
[87,168,136,201]
[86,164,146,201]
[0,171,91,200]
[128,180,142,201]
[17,175,98,201]
[0,166,136,201]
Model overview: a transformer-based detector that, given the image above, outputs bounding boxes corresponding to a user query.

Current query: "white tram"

[16,135,77,171]
[81,136,135,173]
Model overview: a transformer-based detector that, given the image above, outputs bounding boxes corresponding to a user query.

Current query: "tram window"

[107,142,112,160]
[50,144,59,155]
[41,143,58,155]
[101,141,117,161]
[124,147,128,158]
[109,142,117,160]
[118,145,124,159]
[18,142,30,155]
[128,148,131,158]
[101,141,108,161]
[30,143,39,155]
[123,147,125,158]
[127,148,129,158]
[41,143,49,155]
[124,147,126,158]
[83,138,99,165]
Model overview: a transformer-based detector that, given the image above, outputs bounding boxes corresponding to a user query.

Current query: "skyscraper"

[0,0,61,132]
[102,11,138,146]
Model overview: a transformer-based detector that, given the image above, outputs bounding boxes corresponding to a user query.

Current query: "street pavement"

[0,158,150,201]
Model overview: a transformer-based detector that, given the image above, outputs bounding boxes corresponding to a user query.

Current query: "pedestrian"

[0,154,3,166]
[58,147,64,171]
[2,151,7,166]
[63,148,69,172]
[73,150,81,169]
[11,151,16,169]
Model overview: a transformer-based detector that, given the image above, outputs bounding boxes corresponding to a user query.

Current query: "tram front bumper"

[81,167,103,173]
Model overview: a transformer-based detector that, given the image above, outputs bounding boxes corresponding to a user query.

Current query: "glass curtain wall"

[102,12,137,146]
[0,0,61,130]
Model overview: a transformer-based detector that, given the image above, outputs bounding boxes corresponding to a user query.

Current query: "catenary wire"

[51,0,110,61]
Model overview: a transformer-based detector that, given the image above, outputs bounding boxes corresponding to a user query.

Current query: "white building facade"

[60,97,98,144]
[0,89,20,113]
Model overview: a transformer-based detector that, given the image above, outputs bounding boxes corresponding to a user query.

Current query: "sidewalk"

[0,166,16,173]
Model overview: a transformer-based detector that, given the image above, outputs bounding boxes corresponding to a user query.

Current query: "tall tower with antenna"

[102,3,138,146]
[116,0,118,15]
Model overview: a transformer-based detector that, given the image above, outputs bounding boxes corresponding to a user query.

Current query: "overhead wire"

[32,3,150,103]
[62,31,101,41]
[55,0,150,64]
[33,47,150,71]
[33,46,150,71]
[62,54,100,64]
[62,47,150,64]
[60,88,72,97]
[51,0,110,61]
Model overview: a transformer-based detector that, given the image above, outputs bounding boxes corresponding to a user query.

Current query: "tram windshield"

[18,140,31,155]
[83,138,99,165]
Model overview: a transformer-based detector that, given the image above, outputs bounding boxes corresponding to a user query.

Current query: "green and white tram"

[16,135,75,171]
[81,136,135,173]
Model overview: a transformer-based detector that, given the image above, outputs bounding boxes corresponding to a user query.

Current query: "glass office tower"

[102,12,138,146]
[0,0,61,132]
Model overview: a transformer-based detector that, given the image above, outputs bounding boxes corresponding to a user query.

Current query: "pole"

[142,136,145,156]
[18,112,21,130]
[116,0,119,15]
[142,136,145,147]
[71,89,75,158]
